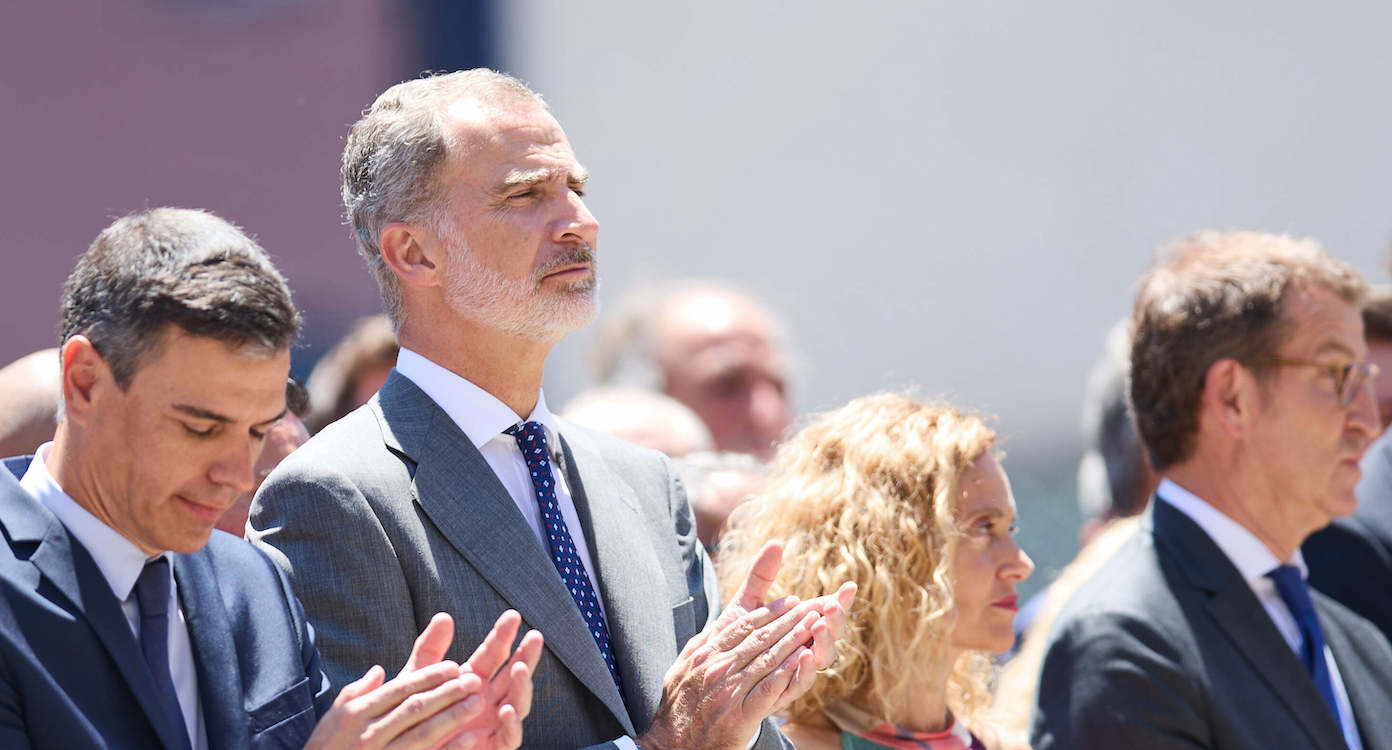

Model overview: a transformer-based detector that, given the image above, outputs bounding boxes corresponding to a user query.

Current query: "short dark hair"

[286,377,310,419]
[1362,285,1392,342]
[1130,231,1365,471]
[60,207,301,388]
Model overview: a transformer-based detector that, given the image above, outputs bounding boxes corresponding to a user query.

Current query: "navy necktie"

[134,556,192,750]
[505,421,623,693]
[1268,565,1344,734]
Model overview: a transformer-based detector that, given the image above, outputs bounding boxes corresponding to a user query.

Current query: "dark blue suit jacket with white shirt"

[0,456,332,750]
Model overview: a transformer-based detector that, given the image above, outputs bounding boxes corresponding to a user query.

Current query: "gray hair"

[60,207,300,389]
[341,69,544,327]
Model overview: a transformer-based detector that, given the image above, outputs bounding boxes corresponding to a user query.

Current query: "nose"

[1000,537,1034,583]
[208,438,260,496]
[748,379,790,441]
[553,189,599,249]
[1349,378,1380,443]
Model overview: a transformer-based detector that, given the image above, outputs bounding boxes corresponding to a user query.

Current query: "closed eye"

[182,422,217,438]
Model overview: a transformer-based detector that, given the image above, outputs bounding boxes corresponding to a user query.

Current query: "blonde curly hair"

[717,392,998,726]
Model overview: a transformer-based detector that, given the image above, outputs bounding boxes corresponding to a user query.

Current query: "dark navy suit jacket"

[1032,498,1392,750]
[0,456,333,749]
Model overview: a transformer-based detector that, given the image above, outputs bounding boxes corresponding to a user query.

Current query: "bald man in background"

[0,349,61,458]
[591,283,790,459]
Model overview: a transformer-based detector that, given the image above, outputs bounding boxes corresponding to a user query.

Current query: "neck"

[1165,461,1303,562]
[853,654,955,734]
[46,426,160,556]
[398,310,556,419]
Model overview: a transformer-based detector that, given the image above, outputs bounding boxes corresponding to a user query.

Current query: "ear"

[379,221,445,289]
[60,336,112,428]
[1199,358,1256,440]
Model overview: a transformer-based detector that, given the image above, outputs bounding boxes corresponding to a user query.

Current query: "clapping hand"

[638,541,856,750]
[305,610,543,750]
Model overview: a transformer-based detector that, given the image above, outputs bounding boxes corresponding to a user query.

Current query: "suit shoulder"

[261,405,402,500]
[201,530,294,586]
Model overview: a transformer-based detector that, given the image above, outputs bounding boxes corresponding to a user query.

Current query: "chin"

[1322,493,1360,520]
[952,625,1016,655]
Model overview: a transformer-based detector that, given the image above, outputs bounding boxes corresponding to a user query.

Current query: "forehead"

[127,330,289,415]
[439,99,580,186]
[957,453,1014,515]
[662,294,782,360]
[1278,285,1365,358]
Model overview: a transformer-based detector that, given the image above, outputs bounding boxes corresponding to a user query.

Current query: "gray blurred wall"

[502,1,1392,593]
[5,0,1390,594]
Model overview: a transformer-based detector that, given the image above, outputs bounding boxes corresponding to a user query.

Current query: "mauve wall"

[0,0,417,370]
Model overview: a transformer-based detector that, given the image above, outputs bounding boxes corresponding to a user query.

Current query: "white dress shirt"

[396,349,611,620]
[397,350,757,750]
[1158,478,1362,750]
[20,443,207,750]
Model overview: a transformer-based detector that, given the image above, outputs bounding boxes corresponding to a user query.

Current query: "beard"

[442,238,599,342]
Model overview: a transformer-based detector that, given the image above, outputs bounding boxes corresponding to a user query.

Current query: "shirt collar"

[19,442,165,601]
[395,348,559,449]
[1156,476,1307,582]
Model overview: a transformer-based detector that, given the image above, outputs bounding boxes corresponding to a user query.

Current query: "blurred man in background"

[1360,286,1392,432]
[214,377,311,538]
[0,349,61,457]
[591,282,791,459]
[561,387,713,458]
[992,318,1158,735]
[674,451,766,555]
[304,314,398,434]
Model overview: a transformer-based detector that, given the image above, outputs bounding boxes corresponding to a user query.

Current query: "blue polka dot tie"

[505,421,623,693]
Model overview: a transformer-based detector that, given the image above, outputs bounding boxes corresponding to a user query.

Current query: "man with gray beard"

[250,69,853,750]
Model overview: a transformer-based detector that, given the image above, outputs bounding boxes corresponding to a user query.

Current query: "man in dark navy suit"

[1032,231,1392,750]
[0,207,540,749]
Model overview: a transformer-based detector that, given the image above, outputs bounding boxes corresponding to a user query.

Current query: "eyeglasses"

[1267,358,1381,407]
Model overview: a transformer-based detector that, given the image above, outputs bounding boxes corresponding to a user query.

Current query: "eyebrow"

[495,165,590,193]
[965,506,1012,520]
[173,403,286,427]
[1312,340,1359,358]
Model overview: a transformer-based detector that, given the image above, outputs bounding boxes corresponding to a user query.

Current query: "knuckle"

[400,692,429,719]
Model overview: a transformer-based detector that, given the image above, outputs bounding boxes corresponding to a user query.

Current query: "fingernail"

[770,595,798,614]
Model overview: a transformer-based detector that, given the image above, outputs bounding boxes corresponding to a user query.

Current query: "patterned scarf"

[823,700,985,750]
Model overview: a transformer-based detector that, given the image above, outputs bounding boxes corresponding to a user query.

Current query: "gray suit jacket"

[250,372,787,749]
[1031,498,1392,750]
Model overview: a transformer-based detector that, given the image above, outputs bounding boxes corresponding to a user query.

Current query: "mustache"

[534,245,596,279]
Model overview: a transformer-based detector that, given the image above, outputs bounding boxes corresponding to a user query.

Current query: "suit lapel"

[1151,501,1347,750]
[174,549,247,750]
[0,460,189,750]
[378,376,633,733]
[1320,598,1392,750]
[557,427,676,728]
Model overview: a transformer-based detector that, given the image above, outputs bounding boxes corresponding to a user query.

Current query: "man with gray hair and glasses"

[1032,231,1392,750]
[0,207,539,749]
[252,69,854,750]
